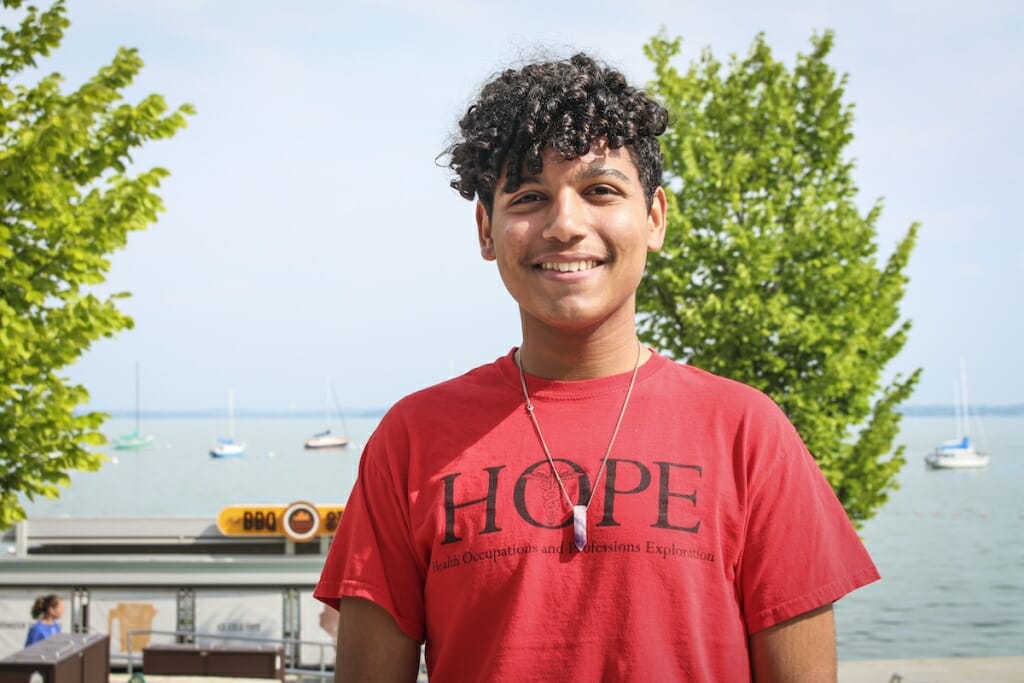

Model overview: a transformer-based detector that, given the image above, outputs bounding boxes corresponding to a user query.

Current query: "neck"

[518,320,648,380]
[516,290,653,379]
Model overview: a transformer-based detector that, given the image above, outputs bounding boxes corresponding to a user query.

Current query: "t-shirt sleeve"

[313,418,426,642]
[737,398,880,633]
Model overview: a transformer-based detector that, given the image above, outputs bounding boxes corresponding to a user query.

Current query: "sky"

[9,0,1022,412]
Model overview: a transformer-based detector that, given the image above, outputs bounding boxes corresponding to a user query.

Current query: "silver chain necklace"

[515,341,642,551]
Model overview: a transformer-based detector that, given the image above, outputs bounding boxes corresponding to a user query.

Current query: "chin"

[536,311,607,332]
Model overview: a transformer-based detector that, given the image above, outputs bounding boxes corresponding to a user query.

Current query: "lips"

[538,260,600,273]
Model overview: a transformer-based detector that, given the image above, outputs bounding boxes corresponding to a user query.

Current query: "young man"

[315,53,879,681]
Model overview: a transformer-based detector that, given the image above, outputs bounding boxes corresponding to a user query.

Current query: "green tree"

[639,31,919,525]
[0,0,193,529]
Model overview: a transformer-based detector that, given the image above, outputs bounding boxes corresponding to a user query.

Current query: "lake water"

[15,414,1024,660]
[835,416,1024,659]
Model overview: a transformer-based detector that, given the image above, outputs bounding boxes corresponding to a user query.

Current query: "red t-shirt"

[315,350,879,681]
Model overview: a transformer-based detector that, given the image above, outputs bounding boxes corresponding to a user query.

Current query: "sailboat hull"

[304,436,350,449]
[210,442,246,458]
[113,433,154,450]
[925,448,990,469]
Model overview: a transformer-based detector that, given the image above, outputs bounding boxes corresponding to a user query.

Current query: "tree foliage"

[639,31,919,525]
[0,0,193,529]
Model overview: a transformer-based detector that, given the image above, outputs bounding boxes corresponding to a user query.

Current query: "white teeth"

[540,260,597,272]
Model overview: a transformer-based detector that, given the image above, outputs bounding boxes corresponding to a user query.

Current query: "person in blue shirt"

[25,594,63,647]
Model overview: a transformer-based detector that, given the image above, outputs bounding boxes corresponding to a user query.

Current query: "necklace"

[515,341,642,551]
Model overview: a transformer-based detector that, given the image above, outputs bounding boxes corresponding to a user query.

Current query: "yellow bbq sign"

[217,501,345,542]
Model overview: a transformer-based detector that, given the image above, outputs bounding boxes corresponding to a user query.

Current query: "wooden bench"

[142,643,284,680]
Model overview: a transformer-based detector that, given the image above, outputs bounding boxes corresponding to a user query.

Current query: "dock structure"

[4,516,1020,682]
[0,508,340,677]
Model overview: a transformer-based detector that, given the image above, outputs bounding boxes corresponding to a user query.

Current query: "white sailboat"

[304,382,350,450]
[210,390,246,458]
[112,363,155,450]
[925,360,989,469]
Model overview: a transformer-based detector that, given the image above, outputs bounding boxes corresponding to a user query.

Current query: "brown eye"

[588,185,618,196]
[512,192,543,205]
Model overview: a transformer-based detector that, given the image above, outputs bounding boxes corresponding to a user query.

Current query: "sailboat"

[210,390,246,458]
[925,360,990,469]
[112,363,155,450]
[304,382,350,449]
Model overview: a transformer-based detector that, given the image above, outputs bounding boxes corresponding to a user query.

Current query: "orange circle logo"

[283,501,320,542]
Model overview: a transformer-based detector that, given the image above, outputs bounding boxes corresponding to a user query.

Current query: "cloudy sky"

[13,0,1021,411]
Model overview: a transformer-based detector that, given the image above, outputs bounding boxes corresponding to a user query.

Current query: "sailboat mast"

[330,381,350,435]
[953,379,962,437]
[960,358,970,439]
[325,382,331,429]
[228,390,235,439]
[134,362,141,434]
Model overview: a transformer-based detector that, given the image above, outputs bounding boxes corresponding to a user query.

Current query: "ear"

[476,201,496,261]
[646,186,667,252]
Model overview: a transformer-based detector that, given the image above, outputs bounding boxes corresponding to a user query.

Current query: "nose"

[542,190,587,242]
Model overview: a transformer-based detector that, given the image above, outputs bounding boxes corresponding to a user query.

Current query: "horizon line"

[81,404,1024,419]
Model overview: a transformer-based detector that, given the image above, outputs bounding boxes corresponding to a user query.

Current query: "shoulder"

[25,623,45,645]
[647,353,788,424]
[356,352,518,472]
[381,352,517,427]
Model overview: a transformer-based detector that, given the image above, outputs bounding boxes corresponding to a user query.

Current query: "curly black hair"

[445,53,668,215]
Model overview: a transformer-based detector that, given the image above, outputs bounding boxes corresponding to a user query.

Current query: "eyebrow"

[518,165,634,187]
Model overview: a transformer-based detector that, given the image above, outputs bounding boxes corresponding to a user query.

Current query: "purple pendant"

[573,505,587,550]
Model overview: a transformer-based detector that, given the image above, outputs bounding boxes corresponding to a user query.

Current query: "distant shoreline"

[87,408,389,419]
[82,405,1024,419]
[898,404,1024,417]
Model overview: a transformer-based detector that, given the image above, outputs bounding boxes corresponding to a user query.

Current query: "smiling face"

[476,140,666,343]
